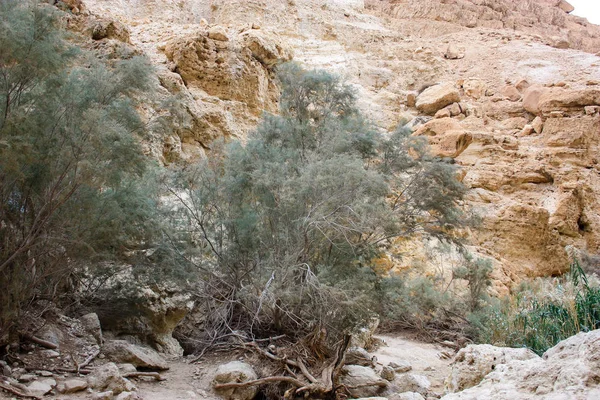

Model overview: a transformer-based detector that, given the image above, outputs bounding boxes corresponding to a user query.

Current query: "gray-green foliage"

[168,63,467,349]
[454,255,493,311]
[0,0,162,341]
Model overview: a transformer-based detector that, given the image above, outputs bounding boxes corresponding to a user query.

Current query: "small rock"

[435,108,452,119]
[40,349,60,358]
[346,347,375,367]
[58,378,88,394]
[0,360,11,377]
[340,365,388,398]
[118,363,138,374]
[18,374,37,383]
[515,79,530,92]
[558,0,574,13]
[517,124,534,137]
[390,393,425,400]
[447,102,462,116]
[213,361,258,400]
[27,378,56,397]
[502,85,521,102]
[416,83,461,115]
[37,370,54,377]
[80,313,103,344]
[92,391,114,400]
[208,26,229,42]
[380,366,396,381]
[531,116,543,134]
[88,362,137,395]
[444,44,465,59]
[116,391,140,400]
[407,92,417,108]
[389,360,412,373]
[396,374,431,396]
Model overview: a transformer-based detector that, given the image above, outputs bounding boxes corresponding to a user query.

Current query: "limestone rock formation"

[441,329,600,399]
[444,344,539,393]
[78,0,600,284]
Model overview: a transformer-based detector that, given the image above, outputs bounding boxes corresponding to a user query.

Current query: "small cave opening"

[578,215,590,233]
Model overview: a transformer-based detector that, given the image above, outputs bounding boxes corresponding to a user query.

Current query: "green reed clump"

[470,260,600,355]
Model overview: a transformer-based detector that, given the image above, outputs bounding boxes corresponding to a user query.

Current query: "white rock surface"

[341,365,389,398]
[441,330,600,399]
[212,361,258,400]
[445,344,538,392]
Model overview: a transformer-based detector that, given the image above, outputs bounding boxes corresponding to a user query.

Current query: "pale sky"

[569,0,600,25]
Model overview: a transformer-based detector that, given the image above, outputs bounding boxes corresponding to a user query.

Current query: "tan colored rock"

[91,19,130,43]
[558,0,574,13]
[415,118,472,158]
[531,116,544,134]
[538,88,600,115]
[241,30,293,67]
[164,30,286,113]
[445,344,539,393]
[522,85,548,115]
[435,108,451,119]
[208,26,229,41]
[416,83,461,115]
[502,85,521,102]
[463,79,486,100]
[549,190,583,237]
[407,92,417,108]
[444,43,465,59]
[517,124,534,137]
[541,116,599,148]
[515,79,530,92]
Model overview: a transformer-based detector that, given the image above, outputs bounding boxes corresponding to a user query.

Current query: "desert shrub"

[167,63,467,352]
[470,260,600,355]
[453,255,493,311]
[0,0,167,343]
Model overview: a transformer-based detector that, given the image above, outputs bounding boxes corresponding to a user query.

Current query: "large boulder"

[445,344,538,393]
[441,330,600,399]
[340,365,389,398]
[538,88,600,115]
[416,83,461,115]
[102,340,169,371]
[212,361,258,400]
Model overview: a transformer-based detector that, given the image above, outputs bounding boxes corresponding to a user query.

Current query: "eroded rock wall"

[78,0,600,283]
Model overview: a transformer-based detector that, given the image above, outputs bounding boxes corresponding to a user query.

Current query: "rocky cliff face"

[75,0,600,285]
